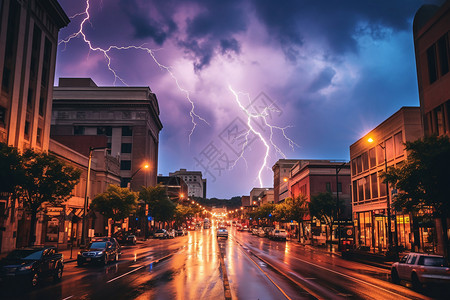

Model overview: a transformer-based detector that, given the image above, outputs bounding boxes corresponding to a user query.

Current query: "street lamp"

[368,137,395,251]
[128,163,149,190]
[335,162,347,251]
[82,146,109,246]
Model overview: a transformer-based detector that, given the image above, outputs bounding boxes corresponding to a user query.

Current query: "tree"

[91,185,138,234]
[382,135,450,257]
[0,142,24,194]
[310,192,338,249]
[281,196,309,241]
[140,185,176,229]
[15,149,81,246]
[174,204,194,227]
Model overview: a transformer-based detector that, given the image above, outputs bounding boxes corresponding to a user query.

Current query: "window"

[369,147,376,168]
[337,182,342,193]
[24,121,30,139]
[438,34,449,76]
[121,143,132,153]
[378,172,386,197]
[97,126,112,136]
[376,144,384,165]
[370,173,378,199]
[362,152,369,171]
[434,106,445,135]
[0,106,5,126]
[2,0,20,94]
[326,182,331,192]
[427,44,438,84]
[358,179,364,201]
[36,128,42,145]
[122,126,132,136]
[38,97,45,116]
[356,156,362,174]
[107,143,112,155]
[385,138,394,161]
[351,159,356,176]
[120,160,131,170]
[394,132,404,157]
[364,176,370,200]
[74,126,84,135]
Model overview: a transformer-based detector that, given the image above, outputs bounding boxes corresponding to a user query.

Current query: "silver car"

[391,252,450,289]
[217,228,228,239]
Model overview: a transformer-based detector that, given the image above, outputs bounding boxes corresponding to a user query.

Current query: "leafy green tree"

[91,185,138,234]
[140,185,176,229]
[15,149,81,246]
[382,135,450,257]
[310,192,338,249]
[279,196,309,241]
[0,142,24,194]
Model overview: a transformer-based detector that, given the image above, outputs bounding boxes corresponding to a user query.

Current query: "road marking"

[107,265,145,283]
[62,296,73,300]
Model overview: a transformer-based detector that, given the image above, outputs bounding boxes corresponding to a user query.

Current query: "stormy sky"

[54,0,444,199]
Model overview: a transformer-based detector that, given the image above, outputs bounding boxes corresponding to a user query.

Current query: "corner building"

[350,107,424,253]
[51,78,163,191]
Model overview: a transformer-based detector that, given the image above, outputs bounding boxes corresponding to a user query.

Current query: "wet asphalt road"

[0,226,447,300]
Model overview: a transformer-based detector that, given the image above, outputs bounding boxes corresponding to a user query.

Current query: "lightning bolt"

[228,86,298,188]
[58,0,208,142]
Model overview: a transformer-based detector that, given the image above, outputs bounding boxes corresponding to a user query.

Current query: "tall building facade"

[272,159,299,203]
[350,107,424,253]
[413,1,450,139]
[51,78,163,191]
[0,0,69,253]
[169,169,206,198]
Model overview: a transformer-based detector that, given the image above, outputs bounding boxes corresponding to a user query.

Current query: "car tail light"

[418,267,426,273]
[446,268,450,274]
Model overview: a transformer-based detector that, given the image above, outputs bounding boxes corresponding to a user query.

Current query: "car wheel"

[391,269,400,284]
[411,273,421,290]
[77,259,83,267]
[31,272,39,287]
[54,266,63,281]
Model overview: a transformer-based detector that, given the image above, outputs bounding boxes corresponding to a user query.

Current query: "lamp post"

[335,162,347,251]
[368,138,394,251]
[82,146,109,246]
[127,163,149,191]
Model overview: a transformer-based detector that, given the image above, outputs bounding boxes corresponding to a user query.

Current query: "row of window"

[74,126,133,136]
[424,100,450,136]
[352,131,404,176]
[427,32,449,85]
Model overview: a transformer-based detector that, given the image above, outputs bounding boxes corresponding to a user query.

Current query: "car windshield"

[419,256,448,267]
[7,249,43,260]
[89,242,107,249]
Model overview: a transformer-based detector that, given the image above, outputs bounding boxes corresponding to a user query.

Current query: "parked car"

[154,229,169,239]
[176,228,187,236]
[124,234,137,245]
[257,227,266,237]
[167,229,176,239]
[217,228,228,239]
[0,246,63,287]
[269,229,287,241]
[77,241,119,266]
[391,252,450,289]
[91,236,121,254]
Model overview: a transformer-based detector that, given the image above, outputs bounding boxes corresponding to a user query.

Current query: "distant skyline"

[55,0,444,198]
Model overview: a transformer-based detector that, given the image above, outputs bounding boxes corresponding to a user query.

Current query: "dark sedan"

[77,241,119,266]
[0,246,63,287]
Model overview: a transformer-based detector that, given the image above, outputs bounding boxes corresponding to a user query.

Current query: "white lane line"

[107,265,145,283]
[289,255,412,299]
[62,296,73,300]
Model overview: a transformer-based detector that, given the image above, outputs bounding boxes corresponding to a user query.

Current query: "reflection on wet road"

[1,225,448,300]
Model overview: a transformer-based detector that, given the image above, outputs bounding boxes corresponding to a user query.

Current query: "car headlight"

[19,264,33,271]
[95,251,104,257]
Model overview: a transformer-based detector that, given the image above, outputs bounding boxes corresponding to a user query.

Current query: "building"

[0,0,69,253]
[169,169,206,198]
[258,188,274,205]
[413,1,450,139]
[350,107,423,253]
[157,175,188,201]
[272,159,299,203]
[51,78,163,191]
[289,159,351,243]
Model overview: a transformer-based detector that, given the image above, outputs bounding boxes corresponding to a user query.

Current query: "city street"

[1,225,448,300]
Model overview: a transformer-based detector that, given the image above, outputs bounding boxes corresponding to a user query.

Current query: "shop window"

[362,152,369,171]
[74,126,84,135]
[364,176,370,200]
